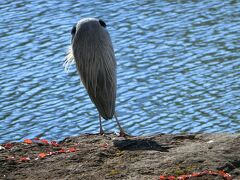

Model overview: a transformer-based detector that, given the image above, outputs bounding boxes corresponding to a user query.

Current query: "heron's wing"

[74,36,116,119]
[90,62,116,119]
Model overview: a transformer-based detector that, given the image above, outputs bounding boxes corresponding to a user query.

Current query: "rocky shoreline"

[1,133,240,179]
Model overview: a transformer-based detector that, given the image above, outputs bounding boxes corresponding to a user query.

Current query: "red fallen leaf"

[168,176,175,180]
[178,175,188,180]
[34,137,40,141]
[58,149,66,153]
[40,139,49,145]
[206,170,216,175]
[51,141,60,147]
[24,139,33,144]
[160,176,175,180]
[211,170,232,180]
[222,173,232,179]
[67,147,76,152]
[20,157,30,162]
[38,153,47,159]
[219,170,225,174]
[190,173,198,177]
[159,170,233,180]
[159,175,165,180]
[3,143,14,149]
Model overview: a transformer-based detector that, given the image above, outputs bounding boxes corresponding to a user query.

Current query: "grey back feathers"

[66,18,116,120]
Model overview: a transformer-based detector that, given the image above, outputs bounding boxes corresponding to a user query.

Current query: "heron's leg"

[99,114,104,135]
[114,113,127,137]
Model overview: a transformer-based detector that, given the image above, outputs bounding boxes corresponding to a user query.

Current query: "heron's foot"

[119,130,130,137]
[99,130,104,135]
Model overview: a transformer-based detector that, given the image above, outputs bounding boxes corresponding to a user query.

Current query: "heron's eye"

[99,19,106,28]
[71,24,76,36]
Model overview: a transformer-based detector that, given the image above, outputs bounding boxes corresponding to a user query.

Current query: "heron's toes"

[119,130,130,137]
[99,130,104,135]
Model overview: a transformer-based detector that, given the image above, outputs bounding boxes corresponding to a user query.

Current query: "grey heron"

[65,18,126,136]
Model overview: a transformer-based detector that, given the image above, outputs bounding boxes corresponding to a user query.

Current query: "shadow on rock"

[113,139,170,152]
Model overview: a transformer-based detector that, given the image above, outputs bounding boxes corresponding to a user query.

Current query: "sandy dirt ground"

[1,133,240,179]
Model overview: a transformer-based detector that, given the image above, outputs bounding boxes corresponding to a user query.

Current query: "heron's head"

[65,18,109,71]
[71,18,106,43]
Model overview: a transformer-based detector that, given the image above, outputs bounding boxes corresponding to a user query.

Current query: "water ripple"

[0,0,240,143]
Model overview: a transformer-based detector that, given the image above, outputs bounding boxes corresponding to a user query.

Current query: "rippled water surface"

[0,0,240,143]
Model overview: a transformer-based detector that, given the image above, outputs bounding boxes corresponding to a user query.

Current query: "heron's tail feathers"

[64,46,75,72]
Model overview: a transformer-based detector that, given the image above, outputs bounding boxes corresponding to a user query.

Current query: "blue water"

[0,0,240,143]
